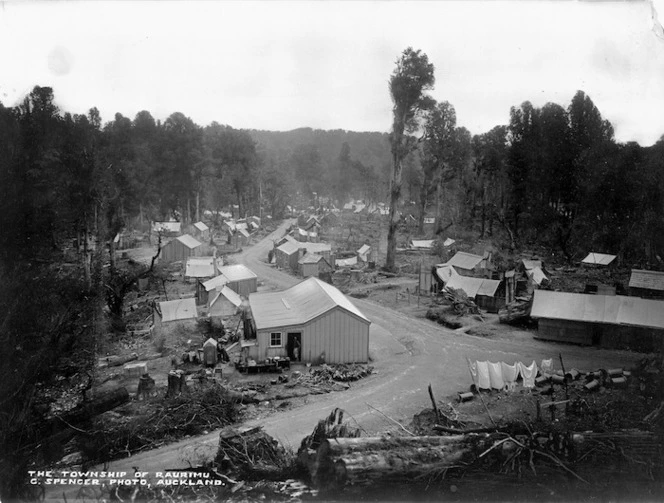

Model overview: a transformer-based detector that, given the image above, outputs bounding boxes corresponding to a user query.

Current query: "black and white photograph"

[1,1,664,501]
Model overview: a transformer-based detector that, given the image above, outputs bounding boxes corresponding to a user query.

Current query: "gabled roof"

[434,264,459,284]
[277,241,300,255]
[629,269,664,291]
[193,221,209,232]
[202,274,227,292]
[204,337,217,347]
[445,275,501,298]
[531,290,664,329]
[526,267,548,286]
[185,256,217,278]
[335,256,358,267]
[443,238,455,247]
[298,254,328,265]
[158,298,197,322]
[218,264,257,282]
[522,259,542,270]
[446,251,484,270]
[411,239,435,249]
[357,244,371,255]
[582,252,616,266]
[238,228,250,238]
[223,220,236,231]
[176,234,202,250]
[236,222,248,231]
[353,204,366,213]
[210,286,243,308]
[249,277,370,330]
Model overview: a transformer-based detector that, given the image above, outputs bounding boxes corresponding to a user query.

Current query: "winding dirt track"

[62,221,643,484]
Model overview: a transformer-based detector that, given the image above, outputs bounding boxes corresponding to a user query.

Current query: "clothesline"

[470,358,553,391]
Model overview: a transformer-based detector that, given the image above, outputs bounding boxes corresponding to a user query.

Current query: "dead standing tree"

[385,48,435,272]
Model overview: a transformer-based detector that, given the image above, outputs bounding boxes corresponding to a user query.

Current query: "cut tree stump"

[166,370,188,397]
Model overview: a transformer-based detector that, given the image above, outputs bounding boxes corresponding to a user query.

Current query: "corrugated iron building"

[160,234,203,264]
[446,251,487,276]
[247,277,370,364]
[531,290,664,351]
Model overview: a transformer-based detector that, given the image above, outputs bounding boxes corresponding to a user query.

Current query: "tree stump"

[166,370,187,397]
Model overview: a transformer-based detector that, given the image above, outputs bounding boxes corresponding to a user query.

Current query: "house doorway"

[287,332,302,362]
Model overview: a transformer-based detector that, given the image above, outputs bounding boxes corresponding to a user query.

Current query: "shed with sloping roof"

[298,254,333,278]
[276,241,301,272]
[200,274,228,306]
[209,286,243,318]
[629,269,664,299]
[582,252,616,266]
[185,256,220,279]
[248,277,370,364]
[217,264,258,297]
[160,234,203,264]
[531,290,664,351]
[192,221,210,241]
[445,275,504,313]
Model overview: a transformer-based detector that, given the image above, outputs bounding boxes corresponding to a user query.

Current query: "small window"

[269,332,282,347]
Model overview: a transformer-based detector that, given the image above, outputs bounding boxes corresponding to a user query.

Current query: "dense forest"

[1,81,664,498]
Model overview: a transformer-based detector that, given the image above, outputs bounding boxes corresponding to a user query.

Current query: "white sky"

[1,1,664,145]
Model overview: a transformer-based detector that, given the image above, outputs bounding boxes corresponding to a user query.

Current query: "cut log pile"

[298,409,663,494]
[307,364,374,383]
[498,296,532,325]
[442,287,482,316]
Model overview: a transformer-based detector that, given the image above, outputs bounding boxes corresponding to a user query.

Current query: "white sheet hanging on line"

[488,362,505,390]
[475,360,491,390]
[518,361,538,388]
[541,358,553,374]
[501,362,519,391]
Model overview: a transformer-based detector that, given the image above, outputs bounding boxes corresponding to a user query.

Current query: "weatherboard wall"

[255,307,370,364]
[160,238,203,264]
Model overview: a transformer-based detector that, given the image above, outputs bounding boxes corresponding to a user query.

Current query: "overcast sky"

[1,1,664,145]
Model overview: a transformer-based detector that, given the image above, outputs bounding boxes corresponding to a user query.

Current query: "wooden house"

[444,275,505,313]
[298,254,333,278]
[217,264,258,297]
[247,277,370,364]
[357,244,372,263]
[276,241,301,272]
[160,234,203,264]
[209,286,243,318]
[531,290,664,351]
[628,269,664,299]
[445,251,487,277]
[192,221,210,242]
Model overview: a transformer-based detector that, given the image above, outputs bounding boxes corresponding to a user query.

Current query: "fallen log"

[312,434,490,489]
[98,352,138,368]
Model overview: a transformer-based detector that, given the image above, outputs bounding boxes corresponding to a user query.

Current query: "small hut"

[298,254,333,278]
[192,221,210,242]
[203,337,218,366]
[160,234,203,264]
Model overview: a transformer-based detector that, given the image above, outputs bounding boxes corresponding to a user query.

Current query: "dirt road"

[81,220,644,476]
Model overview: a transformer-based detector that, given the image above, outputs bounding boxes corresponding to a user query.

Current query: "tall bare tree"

[385,48,435,271]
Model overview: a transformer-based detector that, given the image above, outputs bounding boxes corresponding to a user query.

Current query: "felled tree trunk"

[312,434,490,490]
